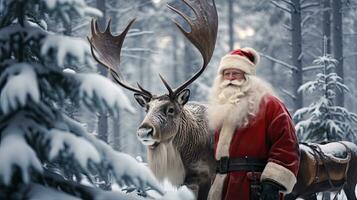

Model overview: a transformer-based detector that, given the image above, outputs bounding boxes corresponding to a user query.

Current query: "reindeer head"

[88,0,218,149]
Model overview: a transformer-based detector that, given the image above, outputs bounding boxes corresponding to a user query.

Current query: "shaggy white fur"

[207,74,276,131]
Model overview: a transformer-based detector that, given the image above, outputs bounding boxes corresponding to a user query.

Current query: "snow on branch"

[42,0,102,25]
[260,53,297,71]
[47,129,101,170]
[74,73,135,115]
[0,130,43,185]
[0,63,40,114]
[0,23,45,41]
[41,34,95,68]
[293,106,313,120]
[297,80,319,93]
[62,115,164,195]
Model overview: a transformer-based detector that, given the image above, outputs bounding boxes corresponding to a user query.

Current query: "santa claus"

[207,48,300,200]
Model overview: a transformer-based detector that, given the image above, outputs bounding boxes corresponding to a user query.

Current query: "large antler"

[87,18,152,98]
[165,0,218,97]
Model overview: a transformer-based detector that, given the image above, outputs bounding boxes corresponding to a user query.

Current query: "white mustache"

[220,79,245,88]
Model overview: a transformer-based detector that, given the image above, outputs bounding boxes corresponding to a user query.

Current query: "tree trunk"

[111,116,120,151]
[354,13,357,113]
[96,0,108,143]
[322,0,331,54]
[332,0,344,106]
[291,0,303,112]
[228,0,234,50]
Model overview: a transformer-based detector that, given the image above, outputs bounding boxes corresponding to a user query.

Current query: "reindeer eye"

[167,107,175,115]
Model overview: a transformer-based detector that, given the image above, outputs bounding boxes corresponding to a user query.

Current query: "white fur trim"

[260,162,297,193]
[218,54,256,75]
[207,174,225,200]
[242,47,260,65]
[207,121,236,200]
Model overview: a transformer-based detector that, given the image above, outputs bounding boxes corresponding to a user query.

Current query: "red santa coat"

[213,94,300,200]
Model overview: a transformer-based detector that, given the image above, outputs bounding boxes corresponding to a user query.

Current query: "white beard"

[207,75,276,130]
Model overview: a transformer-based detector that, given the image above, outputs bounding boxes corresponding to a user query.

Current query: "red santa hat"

[218,47,260,75]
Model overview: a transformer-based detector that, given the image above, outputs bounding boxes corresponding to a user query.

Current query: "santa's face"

[215,69,248,105]
[222,68,245,81]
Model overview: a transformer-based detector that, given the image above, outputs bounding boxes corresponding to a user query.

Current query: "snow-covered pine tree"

[293,38,357,143]
[0,0,194,199]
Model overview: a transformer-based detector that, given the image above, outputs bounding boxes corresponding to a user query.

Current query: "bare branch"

[302,65,324,72]
[280,88,296,99]
[341,4,357,10]
[260,53,297,71]
[127,31,154,37]
[281,0,294,7]
[343,52,357,58]
[283,24,293,31]
[301,2,320,10]
[270,0,291,13]
[281,0,297,11]
[72,22,89,31]
[301,15,312,27]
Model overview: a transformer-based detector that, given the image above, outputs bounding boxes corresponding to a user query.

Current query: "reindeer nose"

[137,127,153,138]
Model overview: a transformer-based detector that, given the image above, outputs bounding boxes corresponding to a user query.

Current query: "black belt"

[216,156,267,174]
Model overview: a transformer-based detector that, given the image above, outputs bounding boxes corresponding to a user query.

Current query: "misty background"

[58,0,357,158]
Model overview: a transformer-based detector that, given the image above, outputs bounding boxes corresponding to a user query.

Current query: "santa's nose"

[226,75,236,81]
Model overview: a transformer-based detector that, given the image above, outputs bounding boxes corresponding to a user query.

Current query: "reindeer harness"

[302,142,352,190]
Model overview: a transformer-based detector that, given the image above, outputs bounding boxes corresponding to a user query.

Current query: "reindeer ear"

[176,89,190,106]
[134,93,150,107]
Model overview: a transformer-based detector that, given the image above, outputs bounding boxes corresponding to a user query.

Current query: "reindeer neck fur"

[147,140,185,186]
[174,103,210,155]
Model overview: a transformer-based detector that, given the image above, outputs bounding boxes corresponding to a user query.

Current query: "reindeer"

[88,0,218,199]
[285,141,357,200]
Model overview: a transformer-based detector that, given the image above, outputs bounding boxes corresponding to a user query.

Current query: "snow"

[28,184,81,200]
[62,115,164,195]
[41,34,93,67]
[105,150,162,191]
[159,186,195,200]
[298,80,319,93]
[319,142,349,158]
[76,73,135,114]
[41,0,102,25]
[0,131,43,185]
[0,23,46,53]
[0,63,40,114]
[63,68,76,74]
[47,129,101,169]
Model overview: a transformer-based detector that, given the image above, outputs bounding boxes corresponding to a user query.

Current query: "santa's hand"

[260,181,283,200]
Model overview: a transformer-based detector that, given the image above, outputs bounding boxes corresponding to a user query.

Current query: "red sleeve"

[260,95,300,193]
